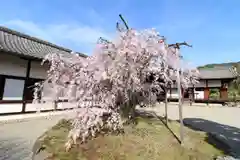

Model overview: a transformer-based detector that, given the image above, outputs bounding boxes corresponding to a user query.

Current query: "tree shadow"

[183,118,240,157]
[135,110,181,144]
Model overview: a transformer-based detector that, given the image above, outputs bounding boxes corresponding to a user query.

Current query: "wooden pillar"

[220,80,228,100]
[22,59,31,113]
[192,85,195,101]
[0,76,5,100]
[204,80,209,102]
[220,88,228,100]
[204,88,210,100]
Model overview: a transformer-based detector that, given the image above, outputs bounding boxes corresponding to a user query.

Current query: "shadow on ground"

[136,109,240,158]
[183,118,240,157]
[135,110,181,143]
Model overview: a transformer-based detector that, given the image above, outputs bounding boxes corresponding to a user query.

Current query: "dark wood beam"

[0,76,5,100]
[0,74,26,80]
[22,59,31,113]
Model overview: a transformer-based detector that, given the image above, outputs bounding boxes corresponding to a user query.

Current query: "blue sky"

[0,0,240,67]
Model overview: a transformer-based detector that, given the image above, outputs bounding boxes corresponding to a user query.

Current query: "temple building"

[0,26,86,114]
[168,66,236,100]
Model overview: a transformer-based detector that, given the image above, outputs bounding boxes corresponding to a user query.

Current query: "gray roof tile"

[0,26,87,59]
[198,66,236,79]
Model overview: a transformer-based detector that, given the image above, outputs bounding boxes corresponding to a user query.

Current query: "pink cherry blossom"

[34,27,199,150]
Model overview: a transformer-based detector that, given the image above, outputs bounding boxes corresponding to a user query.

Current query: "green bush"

[209,89,220,100]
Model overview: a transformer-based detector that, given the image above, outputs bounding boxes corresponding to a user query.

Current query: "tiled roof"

[0,26,87,59]
[198,66,236,79]
[169,66,236,89]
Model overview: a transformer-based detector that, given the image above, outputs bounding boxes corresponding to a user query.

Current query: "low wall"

[25,103,55,112]
[168,98,230,104]
[0,104,22,113]
[0,98,236,114]
[0,102,77,114]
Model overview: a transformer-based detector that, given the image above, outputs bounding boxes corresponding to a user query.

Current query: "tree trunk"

[120,90,137,125]
[54,100,57,111]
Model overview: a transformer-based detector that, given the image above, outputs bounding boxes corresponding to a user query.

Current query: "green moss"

[36,116,224,160]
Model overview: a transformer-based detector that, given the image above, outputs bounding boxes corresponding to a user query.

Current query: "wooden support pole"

[176,50,184,145]
[168,41,192,145]
[177,69,184,145]
[165,88,168,126]
[119,14,129,30]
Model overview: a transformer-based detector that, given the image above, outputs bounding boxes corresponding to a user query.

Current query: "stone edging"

[0,110,76,125]
[0,115,56,125]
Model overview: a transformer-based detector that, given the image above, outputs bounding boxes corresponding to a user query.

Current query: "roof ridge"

[199,66,231,70]
[0,26,72,53]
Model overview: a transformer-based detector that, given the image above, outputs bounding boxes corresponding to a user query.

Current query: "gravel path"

[1,105,240,159]
[0,112,75,160]
[145,103,240,128]
[142,103,240,156]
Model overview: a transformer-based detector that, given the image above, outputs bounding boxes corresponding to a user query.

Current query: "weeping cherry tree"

[33,20,199,150]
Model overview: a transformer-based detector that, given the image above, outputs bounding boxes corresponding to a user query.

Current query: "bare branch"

[168,41,192,49]
[119,14,129,30]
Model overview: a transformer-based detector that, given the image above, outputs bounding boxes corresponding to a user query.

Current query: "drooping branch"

[35,16,200,151]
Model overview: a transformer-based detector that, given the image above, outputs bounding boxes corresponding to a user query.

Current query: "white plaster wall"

[0,53,48,79]
[167,89,179,98]
[0,104,22,113]
[0,102,75,113]
[25,103,55,112]
[0,53,27,77]
[194,91,204,99]
[57,102,76,109]
[167,89,205,99]
[30,61,48,79]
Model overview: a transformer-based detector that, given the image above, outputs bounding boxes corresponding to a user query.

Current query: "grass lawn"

[35,112,225,160]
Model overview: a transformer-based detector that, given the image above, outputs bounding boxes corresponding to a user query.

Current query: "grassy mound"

[35,113,224,160]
